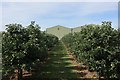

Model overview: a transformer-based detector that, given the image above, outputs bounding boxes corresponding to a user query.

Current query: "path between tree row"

[31,41,97,80]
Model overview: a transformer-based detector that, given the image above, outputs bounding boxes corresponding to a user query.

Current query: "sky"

[1,1,119,31]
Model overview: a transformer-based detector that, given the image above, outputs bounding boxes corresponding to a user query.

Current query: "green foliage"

[62,21,120,79]
[44,33,59,49]
[2,21,58,79]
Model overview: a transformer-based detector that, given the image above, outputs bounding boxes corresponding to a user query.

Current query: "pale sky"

[1,0,119,31]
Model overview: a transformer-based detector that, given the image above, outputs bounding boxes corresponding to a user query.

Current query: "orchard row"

[2,21,58,80]
[62,21,120,79]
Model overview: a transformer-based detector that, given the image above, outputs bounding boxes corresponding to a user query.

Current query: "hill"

[46,25,81,39]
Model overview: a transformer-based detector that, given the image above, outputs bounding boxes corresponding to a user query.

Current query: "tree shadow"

[25,42,87,80]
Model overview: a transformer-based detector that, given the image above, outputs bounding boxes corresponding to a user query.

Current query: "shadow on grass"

[26,41,87,80]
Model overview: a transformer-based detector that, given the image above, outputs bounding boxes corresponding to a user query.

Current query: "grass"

[30,41,82,80]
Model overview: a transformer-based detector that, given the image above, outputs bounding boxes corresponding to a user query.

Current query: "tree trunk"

[18,66,23,80]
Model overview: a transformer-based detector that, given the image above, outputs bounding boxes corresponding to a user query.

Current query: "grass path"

[30,41,97,80]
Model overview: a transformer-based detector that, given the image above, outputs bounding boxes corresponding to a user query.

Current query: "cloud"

[1,2,118,31]
[2,0,120,2]
[0,2,2,31]
[36,2,117,19]
[2,2,59,31]
[79,2,117,16]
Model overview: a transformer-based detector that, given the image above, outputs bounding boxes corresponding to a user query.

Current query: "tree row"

[62,21,120,79]
[2,21,58,80]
